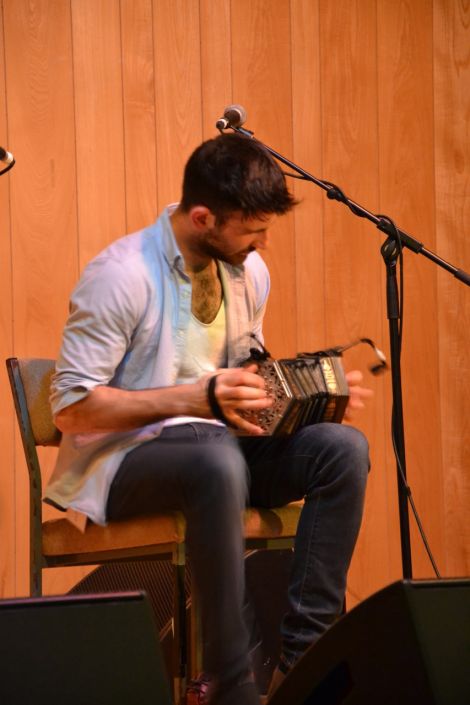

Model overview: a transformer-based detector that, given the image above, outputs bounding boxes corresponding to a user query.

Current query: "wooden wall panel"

[0,0,15,597]
[153,0,203,209]
[320,0,383,340]
[231,0,297,358]
[4,0,78,355]
[0,0,468,608]
[434,0,470,576]
[290,0,326,352]
[377,0,445,577]
[121,0,158,233]
[319,0,398,601]
[71,0,127,268]
[200,0,232,139]
[3,0,81,595]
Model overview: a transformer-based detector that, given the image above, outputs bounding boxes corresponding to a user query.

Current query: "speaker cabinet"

[270,579,470,705]
[68,549,294,689]
[0,591,171,705]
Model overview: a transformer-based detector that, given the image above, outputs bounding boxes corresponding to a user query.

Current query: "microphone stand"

[0,159,15,176]
[228,123,470,579]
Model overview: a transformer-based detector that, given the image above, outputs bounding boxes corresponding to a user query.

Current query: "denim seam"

[295,492,321,615]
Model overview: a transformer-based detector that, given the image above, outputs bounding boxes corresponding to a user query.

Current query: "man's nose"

[255,231,269,249]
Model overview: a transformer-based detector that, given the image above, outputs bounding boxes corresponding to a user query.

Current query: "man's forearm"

[54,367,273,436]
[54,383,208,434]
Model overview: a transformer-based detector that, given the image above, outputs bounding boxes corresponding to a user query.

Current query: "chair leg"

[31,549,42,597]
[31,511,44,596]
[190,589,203,678]
[172,544,187,704]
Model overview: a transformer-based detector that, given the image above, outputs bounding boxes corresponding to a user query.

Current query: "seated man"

[46,133,370,705]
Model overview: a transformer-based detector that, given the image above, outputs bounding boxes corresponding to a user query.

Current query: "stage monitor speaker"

[68,549,294,690]
[269,579,470,705]
[0,591,172,705]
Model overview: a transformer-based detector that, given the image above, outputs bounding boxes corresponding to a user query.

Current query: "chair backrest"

[6,358,61,448]
[6,357,62,596]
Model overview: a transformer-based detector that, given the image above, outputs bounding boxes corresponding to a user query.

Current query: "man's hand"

[201,363,272,435]
[343,369,374,421]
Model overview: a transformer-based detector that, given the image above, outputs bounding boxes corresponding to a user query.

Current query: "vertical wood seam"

[288,0,298,350]
[429,0,446,576]
[150,0,158,212]
[317,1,327,341]
[431,1,447,576]
[0,0,17,595]
[374,0,394,561]
[198,0,204,134]
[118,0,129,234]
[69,0,82,278]
[229,0,233,103]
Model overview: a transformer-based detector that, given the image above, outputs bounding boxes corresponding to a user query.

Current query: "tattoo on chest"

[190,267,222,324]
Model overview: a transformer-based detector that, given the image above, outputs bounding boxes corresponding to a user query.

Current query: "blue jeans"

[106,422,369,688]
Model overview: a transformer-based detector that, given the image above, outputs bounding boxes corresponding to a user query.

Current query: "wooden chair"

[6,357,302,702]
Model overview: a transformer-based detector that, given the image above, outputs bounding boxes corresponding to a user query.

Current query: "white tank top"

[176,299,227,384]
[163,299,227,428]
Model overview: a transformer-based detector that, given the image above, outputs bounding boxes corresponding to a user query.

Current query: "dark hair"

[180,133,297,223]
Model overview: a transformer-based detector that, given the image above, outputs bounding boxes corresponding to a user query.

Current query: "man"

[46,133,370,705]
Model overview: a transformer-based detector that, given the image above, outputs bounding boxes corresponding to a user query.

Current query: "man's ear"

[190,206,216,231]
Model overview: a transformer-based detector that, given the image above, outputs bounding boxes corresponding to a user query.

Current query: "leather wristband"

[207,375,230,425]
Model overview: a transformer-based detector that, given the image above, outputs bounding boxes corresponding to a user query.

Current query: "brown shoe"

[187,671,259,705]
[186,673,212,705]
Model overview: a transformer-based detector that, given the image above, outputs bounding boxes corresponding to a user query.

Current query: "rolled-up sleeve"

[50,256,145,416]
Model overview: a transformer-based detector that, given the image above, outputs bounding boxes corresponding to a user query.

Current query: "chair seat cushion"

[42,502,304,559]
[243,502,303,539]
[42,512,187,558]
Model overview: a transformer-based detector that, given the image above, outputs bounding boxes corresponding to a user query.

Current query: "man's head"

[180,133,297,225]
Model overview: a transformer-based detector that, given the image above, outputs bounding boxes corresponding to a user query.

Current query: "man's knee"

[297,422,367,455]
[328,423,370,468]
[295,422,370,491]
[188,441,249,505]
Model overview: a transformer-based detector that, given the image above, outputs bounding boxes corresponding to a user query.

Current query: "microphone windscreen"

[224,104,247,128]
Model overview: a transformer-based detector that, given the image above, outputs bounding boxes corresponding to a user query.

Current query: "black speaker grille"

[69,559,191,636]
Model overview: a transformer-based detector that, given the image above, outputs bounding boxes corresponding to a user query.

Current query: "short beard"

[197,228,254,265]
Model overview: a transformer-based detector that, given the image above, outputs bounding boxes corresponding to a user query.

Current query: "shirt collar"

[159,204,184,271]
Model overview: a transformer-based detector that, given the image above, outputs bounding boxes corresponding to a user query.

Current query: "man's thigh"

[106,423,244,520]
[241,423,368,508]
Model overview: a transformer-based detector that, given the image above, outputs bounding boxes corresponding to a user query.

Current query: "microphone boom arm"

[231,125,470,286]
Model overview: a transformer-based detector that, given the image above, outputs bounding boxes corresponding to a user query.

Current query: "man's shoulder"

[91,221,159,266]
[82,216,170,282]
[86,208,179,276]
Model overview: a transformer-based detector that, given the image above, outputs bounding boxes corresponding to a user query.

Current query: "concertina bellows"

[238,336,387,436]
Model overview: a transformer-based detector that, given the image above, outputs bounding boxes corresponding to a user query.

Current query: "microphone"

[0,146,14,166]
[215,104,247,130]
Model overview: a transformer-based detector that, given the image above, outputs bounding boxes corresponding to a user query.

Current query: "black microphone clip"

[215,104,247,131]
[0,146,15,175]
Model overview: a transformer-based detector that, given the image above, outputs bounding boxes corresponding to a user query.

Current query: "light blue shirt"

[45,207,270,525]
